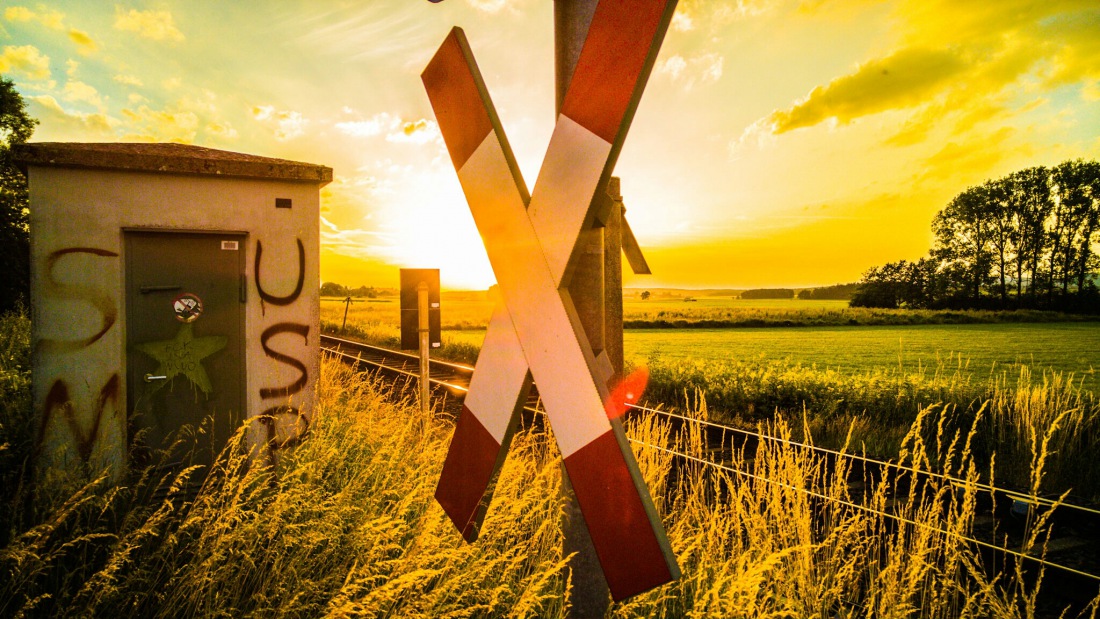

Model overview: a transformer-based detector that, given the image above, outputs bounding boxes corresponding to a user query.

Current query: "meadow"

[323,293,1099,333]
[323,294,1100,499]
[2,310,1097,617]
[626,323,1100,390]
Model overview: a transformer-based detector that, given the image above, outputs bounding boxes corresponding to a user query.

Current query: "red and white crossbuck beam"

[424,0,679,601]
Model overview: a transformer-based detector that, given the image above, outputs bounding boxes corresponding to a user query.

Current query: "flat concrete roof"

[14,142,332,184]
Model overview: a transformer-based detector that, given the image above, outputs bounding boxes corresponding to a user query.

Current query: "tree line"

[852,160,1100,313]
[798,283,857,300]
[740,288,794,300]
[0,77,35,314]
[320,282,390,298]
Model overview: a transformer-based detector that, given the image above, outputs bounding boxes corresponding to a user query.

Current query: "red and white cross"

[423,0,680,601]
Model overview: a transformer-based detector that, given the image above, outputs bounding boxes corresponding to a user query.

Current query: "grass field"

[345,304,1100,497]
[435,322,1100,391]
[3,310,1097,616]
[626,323,1100,391]
[323,293,1099,334]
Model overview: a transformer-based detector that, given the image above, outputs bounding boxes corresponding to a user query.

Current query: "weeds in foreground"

[1,361,567,618]
[643,355,1100,500]
[2,352,1099,617]
[0,310,33,547]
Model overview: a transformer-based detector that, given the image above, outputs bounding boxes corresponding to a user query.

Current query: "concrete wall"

[27,166,321,478]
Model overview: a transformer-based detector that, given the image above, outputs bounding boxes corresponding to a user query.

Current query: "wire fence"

[321,336,1100,583]
[627,403,1100,519]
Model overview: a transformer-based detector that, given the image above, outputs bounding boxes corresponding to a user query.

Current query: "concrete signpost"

[423,0,679,603]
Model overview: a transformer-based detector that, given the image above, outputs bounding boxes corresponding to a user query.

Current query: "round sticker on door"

[173,293,204,323]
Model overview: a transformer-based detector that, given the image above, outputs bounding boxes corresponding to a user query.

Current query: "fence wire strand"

[321,337,1100,584]
[629,437,1100,583]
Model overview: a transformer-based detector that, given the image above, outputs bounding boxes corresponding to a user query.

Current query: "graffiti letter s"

[39,248,119,354]
[259,322,310,399]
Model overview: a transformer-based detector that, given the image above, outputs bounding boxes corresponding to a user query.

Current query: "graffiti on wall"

[36,248,120,464]
[253,238,312,456]
[254,238,305,313]
[38,248,119,354]
[39,375,120,463]
[36,235,317,466]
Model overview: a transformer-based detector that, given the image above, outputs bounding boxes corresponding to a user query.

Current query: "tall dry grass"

[643,355,1100,500]
[616,404,1100,618]
[1,360,568,618]
[0,309,33,547]
[2,315,1098,616]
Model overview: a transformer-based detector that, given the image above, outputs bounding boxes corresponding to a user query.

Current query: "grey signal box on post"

[400,269,441,350]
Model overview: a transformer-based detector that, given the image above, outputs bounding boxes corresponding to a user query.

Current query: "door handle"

[144,374,168,383]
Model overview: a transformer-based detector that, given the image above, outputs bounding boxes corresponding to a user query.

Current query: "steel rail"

[320,335,1100,518]
[320,336,1100,536]
[323,345,472,393]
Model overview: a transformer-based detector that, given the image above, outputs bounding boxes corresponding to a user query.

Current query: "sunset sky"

[3,1,1098,290]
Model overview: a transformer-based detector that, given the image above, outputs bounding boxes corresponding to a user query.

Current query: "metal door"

[126,231,245,468]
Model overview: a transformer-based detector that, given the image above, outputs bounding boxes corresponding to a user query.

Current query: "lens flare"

[604,366,649,420]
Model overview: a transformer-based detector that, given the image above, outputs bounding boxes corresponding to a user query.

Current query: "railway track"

[319,333,1100,603]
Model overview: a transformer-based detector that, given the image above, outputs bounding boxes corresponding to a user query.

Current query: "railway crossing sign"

[423,0,680,601]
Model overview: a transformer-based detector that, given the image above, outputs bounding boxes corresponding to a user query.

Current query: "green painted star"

[136,323,227,395]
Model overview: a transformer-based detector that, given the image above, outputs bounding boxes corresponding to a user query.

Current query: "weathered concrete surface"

[15,142,332,184]
[17,142,329,479]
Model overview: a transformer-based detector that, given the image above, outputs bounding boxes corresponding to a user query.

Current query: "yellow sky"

[3,1,1098,290]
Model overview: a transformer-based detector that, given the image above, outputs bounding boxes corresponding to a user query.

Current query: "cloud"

[671,11,694,32]
[386,118,440,145]
[121,105,199,143]
[319,216,394,260]
[3,7,34,22]
[335,114,390,138]
[1042,9,1100,87]
[0,45,51,81]
[28,94,117,136]
[659,55,687,80]
[467,0,506,12]
[4,6,65,30]
[762,47,965,134]
[916,126,1026,185]
[113,74,143,87]
[672,0,768,34]
[5,7,96,55]
[62,80,104,110]
[748,2,1097,148]
[336,112,440,145]
[658,53,724,90]
[114,7,184,42]
[251,105,308,141]
[204,120,238,140]
[67,28,97,55]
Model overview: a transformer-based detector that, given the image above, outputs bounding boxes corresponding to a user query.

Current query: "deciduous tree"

[0,76,36,313]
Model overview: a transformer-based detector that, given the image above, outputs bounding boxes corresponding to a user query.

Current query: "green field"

[7,315,1093,616]
[442,322,1100,389]
[324,293,1098,334]
[625,323,1100,390]
[623,296,849,313]
[325,294,1100,497]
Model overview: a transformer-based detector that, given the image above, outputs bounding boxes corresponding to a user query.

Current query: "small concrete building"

[15,143,331,478]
